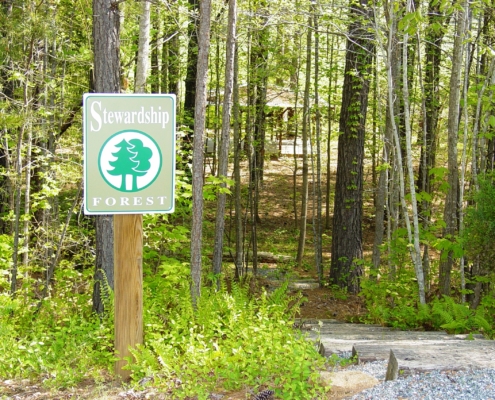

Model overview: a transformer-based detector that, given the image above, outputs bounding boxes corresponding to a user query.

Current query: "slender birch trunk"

[10,124,24,295]
[232,47,243,280]
[471,58,495,190]
[415,30,431,295]
[459,16,472,303]
[313,8,323,284]
[439,2,467,295]
[190,0,212,307]
[22,126,32,267]
[135,0,151,93]
[371,4,388,273]
[296,14,312,268]
[325,30,335,231]
[212,0,237,283]
[401,0,425,304]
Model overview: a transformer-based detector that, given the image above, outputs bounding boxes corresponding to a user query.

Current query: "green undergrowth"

[0,267,115,389]
[360,275,495,337]
[0,257,327,398]
[127,260,328,399]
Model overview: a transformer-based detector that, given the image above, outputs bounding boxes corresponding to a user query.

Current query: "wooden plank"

[114,214,143,380]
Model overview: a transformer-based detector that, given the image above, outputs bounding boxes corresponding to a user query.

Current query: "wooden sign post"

[83,94,176,380]
[114,214,143,379]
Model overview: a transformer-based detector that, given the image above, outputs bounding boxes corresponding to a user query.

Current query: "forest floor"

[229,156,371,323]
[2,158,372,399]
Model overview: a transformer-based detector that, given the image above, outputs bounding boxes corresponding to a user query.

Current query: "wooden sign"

[83,93,176,380]
[83,93,176,214]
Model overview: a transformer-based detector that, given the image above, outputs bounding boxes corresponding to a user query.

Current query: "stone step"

[385,341,495,380]
[302,319,494,379]
[264,279,321,290]
[304,321,482,356]
[352,339,492,364]
[289,281,320,290]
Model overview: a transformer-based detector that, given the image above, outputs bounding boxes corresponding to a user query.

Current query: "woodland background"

[1,0,495,398]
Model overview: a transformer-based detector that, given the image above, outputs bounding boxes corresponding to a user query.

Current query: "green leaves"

[0,269,114,388]
[463,174,495,269]
[432,236,464,260]
[398,10,422,35]
[129,279,327,398]
[361,274,494,336]
[203,175,235,200]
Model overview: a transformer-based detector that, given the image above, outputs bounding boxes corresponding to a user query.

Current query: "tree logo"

[98,130,162,192]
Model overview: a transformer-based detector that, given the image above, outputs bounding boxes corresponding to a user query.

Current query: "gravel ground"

[340,358,495,400]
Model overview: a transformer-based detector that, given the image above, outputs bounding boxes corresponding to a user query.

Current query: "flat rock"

[302,319,495,383]
[385,341,495,380]
[319,370,379,398]
[303,320,486,357]
[289,280,320,290]
[352,339,491,363]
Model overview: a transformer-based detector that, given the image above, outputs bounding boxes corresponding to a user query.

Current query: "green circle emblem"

[98,130,162,192]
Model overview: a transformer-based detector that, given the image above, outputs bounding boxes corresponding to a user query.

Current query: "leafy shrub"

[361,276,494,336]
[463,174,495,270]
[0,266,114,389]
[128,279,327,399]
[0,234,12,291]
[431,296,493,336]
[360,269,425,329]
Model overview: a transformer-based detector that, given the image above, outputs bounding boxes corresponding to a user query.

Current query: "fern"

[431,296,494,335]
[432,300,454,328]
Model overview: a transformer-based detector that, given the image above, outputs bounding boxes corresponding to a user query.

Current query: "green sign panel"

[83,94,176,214]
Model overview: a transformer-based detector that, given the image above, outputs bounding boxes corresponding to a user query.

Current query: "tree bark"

[91,0,121,314]
[184,0,199,122]
[212,0,237,282]
[313,8,323,285]
[233,47,244,280]
[401,0,425,304]
[190,0,211,307]
[135,0,151,93]
[330,0,374,294]
[296,14,312,268]
[439,3,467,295]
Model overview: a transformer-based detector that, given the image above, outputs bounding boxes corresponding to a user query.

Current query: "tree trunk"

[190,0,211,307]
[212,0,237,283]
[330,0,374,294]
[417,1,448,232]
[233,47,244,280]
[22,126,32,267]
[10,124,24,295]
[91,0,121,314]
[135,0,151,93]
[313,9,323,284]
[325,30,336,231]
[372,1,398,274]
[150,6,162,93]
[0,134,11,235]
[296,14,312,268]
[439,3,467,295]
[459,16,473,303]
[184,0,199,122]
[401,0,425,304]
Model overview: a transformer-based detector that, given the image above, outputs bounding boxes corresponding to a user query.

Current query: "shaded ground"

[297,287,366,323]
[240,158,370,323]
